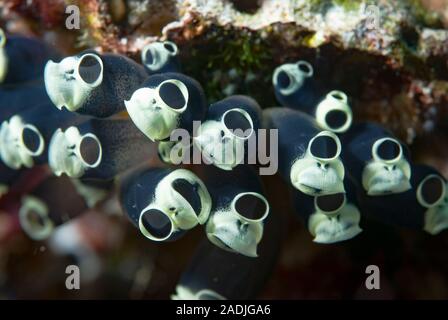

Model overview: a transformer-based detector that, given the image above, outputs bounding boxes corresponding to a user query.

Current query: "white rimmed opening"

[329,90,348,103]
[417,174,446,208]
[0,28,5,48]
[172,178,203,215]
[76,53,103,88]
[314,193,346,214]
[141,44,157,68]
[0,116,36,169]
[142,45,154,63]
[0,28,7,83]
[160,169,212,226]
[138,207,175,241]
[0,184,8,197]
[21,124,45,156]
[19,196,54,241]
[196,289,226,300]
[156,79,189,113]
[297,60,313,77]
[316,90,352,133]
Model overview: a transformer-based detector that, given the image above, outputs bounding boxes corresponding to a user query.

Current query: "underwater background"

[0,0,448,299]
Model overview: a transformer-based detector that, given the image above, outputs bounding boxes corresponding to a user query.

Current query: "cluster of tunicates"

[272,60,448,241]
[0,28,447,300]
